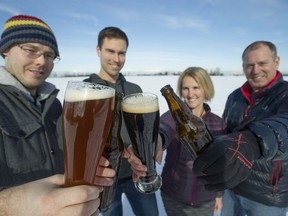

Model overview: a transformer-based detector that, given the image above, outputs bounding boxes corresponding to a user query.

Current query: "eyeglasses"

[18,45,60,64]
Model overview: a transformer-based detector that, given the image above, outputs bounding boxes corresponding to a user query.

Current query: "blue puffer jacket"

[160,103,226,206]
[223,71,288,207]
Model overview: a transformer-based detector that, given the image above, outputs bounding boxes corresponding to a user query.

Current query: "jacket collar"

[88,72,127,94]
[241,71,282,104]
[89,73,126,84]
[0,66,57,103]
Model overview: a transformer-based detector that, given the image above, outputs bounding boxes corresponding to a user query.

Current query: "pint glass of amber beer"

[62,81,115,186]
[122,93,162,193]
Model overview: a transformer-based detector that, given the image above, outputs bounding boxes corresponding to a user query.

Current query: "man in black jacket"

[84,26,159,216]
[0,15,114,215]
[193,41,288,216]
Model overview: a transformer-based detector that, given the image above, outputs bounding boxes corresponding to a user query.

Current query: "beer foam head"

[122,93,159,113]
[64,82,115,102]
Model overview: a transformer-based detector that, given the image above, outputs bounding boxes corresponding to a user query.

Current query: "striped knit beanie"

[0,15,59,58]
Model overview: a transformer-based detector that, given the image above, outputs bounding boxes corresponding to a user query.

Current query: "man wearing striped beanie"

[0,15,60,94]
[0,15,115,215]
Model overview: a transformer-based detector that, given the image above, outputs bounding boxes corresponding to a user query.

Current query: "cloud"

[95,4,139,22]
[233,27,247,36]
[202,0,224,5]
[0,5,19,15]
[66,13,99,26]
[157,14,209,31]
[250,0,281,6]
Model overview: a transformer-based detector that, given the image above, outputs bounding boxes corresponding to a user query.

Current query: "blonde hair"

[177,67,215,102]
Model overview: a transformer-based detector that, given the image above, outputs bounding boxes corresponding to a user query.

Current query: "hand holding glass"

[62,81,115,186]
[122,93,162,193]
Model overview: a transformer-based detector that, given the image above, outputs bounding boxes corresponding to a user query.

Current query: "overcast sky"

[0,0,288,75]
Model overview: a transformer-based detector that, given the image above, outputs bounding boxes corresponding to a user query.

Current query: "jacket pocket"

[2,121,46,173]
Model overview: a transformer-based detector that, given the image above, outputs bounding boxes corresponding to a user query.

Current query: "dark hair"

[242,41,278,61]
[98,26,129,48]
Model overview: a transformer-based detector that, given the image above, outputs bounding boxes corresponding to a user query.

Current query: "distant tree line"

[50,72,92,77]
[52,67,288,77]
[209,67,224,76]
[126,67,224,76]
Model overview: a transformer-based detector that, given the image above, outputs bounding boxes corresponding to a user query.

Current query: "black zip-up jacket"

[84,73,142,180]
[0,67,63,189]
[223,71,288,207]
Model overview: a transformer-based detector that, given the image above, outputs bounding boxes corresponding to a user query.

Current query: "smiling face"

[3,43,55,94]
[97,38,127,83]
[181,75,205,114]
[242,44,280,92]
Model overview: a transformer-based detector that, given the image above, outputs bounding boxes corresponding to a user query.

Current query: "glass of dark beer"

[122,92,162,194]
[62,81,115,186]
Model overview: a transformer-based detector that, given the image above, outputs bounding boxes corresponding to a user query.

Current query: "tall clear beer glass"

[122,93,162,193]
[62,81,115,186]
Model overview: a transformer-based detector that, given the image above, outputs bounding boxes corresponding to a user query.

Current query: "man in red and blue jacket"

[193,41,288,216]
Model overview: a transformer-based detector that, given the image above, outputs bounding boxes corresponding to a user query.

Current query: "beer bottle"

[160,84,213,160]
[99,92,124,212]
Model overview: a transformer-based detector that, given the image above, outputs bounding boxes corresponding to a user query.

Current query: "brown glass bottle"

[160,84,213,160]
[99,92,124,212]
